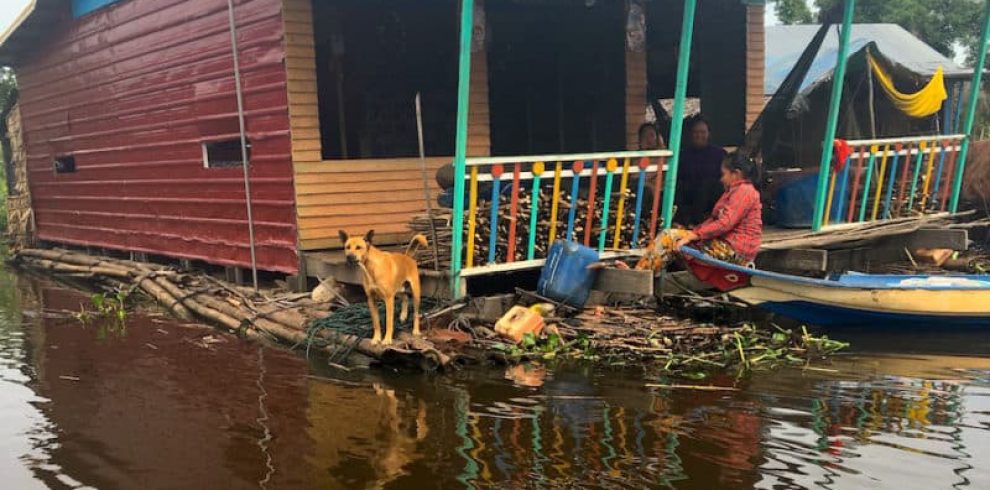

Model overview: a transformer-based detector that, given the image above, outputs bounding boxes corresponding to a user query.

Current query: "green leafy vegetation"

[773,0,814,24]
[74,289,131,338]
[773,0,984,64]
[492,323,848,379]
[492,332,595,361]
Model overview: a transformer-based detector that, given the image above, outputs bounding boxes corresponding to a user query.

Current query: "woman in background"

[675,115,727,226]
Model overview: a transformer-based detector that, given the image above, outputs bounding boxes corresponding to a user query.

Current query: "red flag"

[833,139,851,171]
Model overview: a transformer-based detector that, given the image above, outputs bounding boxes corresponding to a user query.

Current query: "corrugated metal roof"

[766,23,971,95]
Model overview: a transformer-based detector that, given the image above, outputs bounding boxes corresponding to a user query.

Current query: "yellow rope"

[867,51,946,118]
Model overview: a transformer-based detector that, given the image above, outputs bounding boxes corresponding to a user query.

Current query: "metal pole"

[416,93,441,271]
[660,0,697,229]
[227,0,259,290]
[450,0,475,297]
[950,0,990,212]
[812,0,856,232]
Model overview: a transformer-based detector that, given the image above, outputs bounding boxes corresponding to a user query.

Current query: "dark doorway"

[312,0,459,159]
[486,0,626,156]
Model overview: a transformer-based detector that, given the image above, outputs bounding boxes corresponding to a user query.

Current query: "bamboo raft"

[8,249,454,372]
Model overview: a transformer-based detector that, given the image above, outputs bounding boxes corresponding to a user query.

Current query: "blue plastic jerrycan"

[538,240,600,307]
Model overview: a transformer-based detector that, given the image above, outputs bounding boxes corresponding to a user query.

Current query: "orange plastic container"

[494,306,545,343]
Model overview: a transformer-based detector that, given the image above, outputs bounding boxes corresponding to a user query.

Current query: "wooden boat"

[679,247,990,327]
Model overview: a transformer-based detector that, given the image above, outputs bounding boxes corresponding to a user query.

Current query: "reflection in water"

[0,269,987,489]
[255,347,274,488]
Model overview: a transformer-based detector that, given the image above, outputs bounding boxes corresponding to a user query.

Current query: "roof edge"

[0,0,38,52]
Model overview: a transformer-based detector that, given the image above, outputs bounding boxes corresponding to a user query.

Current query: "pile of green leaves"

[490,322,849,380]
[491,332,595,361]
[665,325,849,380]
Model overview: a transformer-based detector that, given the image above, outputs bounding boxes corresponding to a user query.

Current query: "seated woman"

[636,155,761,271]
[674,154,762,265]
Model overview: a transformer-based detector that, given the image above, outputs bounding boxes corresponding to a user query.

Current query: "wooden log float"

[9,249,452,371]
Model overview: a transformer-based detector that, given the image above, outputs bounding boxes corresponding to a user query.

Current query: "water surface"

[0,268,987,489]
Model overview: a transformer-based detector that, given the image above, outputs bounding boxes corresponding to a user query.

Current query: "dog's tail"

[405,234,428,256]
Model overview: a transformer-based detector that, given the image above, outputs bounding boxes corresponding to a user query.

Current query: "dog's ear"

[364,229,375,244]
[338,230,349,243]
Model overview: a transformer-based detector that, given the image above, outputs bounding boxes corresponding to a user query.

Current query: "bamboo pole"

[813,0,856,231]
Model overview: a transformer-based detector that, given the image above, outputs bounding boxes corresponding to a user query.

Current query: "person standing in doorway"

[675,115,726,226]
[638,122,665,151]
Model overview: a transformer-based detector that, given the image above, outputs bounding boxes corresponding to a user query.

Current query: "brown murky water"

[1,268,988,489]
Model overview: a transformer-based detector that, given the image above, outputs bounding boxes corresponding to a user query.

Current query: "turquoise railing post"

[487,165,503,265]
[950,0,990,212]
[659,0,697,230]
[812,0,856,231]
[598,159,617,252]
[527,162,545,260]
[449,0,475,297]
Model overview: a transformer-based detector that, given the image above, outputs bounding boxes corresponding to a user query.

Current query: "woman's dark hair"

[637,122,658,137]
[724,153,760,184]
[687,114,710,132]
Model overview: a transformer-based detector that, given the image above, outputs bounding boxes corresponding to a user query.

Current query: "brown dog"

[340,230,427,345]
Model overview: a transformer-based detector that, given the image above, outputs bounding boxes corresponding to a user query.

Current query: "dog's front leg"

[367,296,382,344]
[383,294,395,345]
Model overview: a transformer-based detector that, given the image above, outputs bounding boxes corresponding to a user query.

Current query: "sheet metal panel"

[17,0,298,272]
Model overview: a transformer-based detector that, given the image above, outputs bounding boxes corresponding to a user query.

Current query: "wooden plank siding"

[745,3,766,130]
[282,0,492,251]
[15,0,299,273]
[281,0,322,166]
[625,48,648,150]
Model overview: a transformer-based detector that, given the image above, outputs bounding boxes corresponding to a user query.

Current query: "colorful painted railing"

[818,134,967,228]
[458,150,672,274]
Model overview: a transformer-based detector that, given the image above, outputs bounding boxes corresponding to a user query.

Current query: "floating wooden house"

[0,0,768,285]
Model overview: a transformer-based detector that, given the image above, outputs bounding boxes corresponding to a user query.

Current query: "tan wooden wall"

[282,0,491,251]
[283,0,322,165]
[745,3,766,130]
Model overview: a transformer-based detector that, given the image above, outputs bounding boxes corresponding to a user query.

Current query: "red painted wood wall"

[17,0,298,272]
